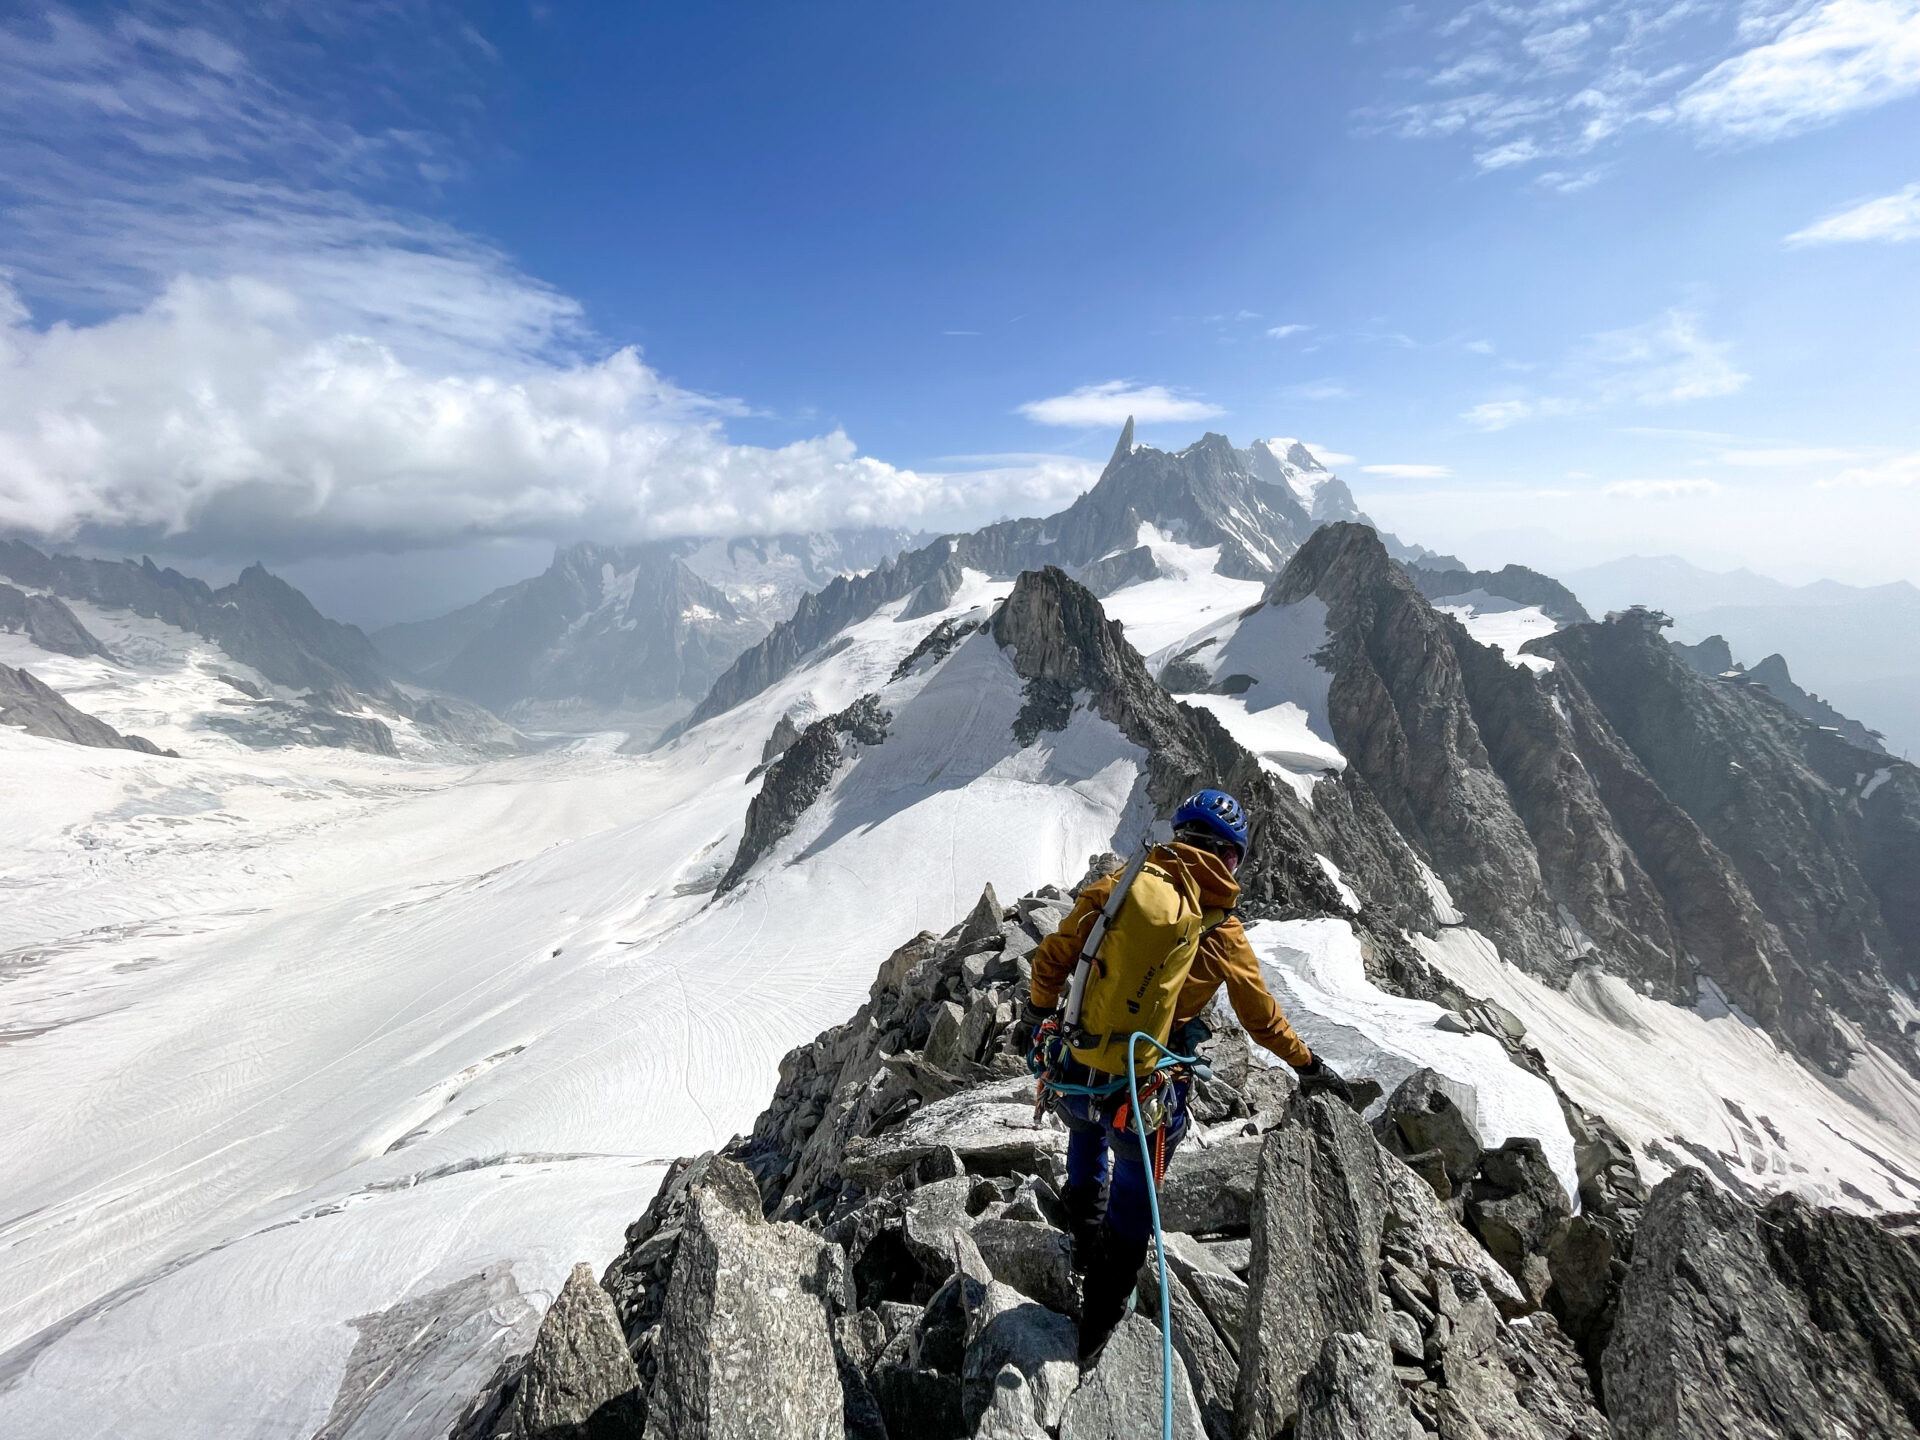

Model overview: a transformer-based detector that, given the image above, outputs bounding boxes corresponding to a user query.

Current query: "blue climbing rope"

[1125,1030,1196,1440]
[1028,1023,1198,1439]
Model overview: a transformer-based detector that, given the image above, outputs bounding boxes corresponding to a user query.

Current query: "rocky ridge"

[451,868,1918,1440]
[1268,524,1918,1074]
[0,661,172,754]
[1404,563,1592,625]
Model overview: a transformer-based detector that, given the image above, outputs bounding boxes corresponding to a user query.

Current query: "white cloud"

[1818,452,1920,486]
[0,277,1095,553]
[1678,0,1920,140]
[1373,1,1920,177]
[1015,381,1223,428]
[1463,396,1585,430]
[1579,309,1749,405]
[1462,308,1745,431]
[1786,182,1920,244]
[1303,443,1356,465]
[1267,323,1310,338]
[1603,478,1724,499]
[1716,447,1868,465]
[1475,138,1541,169]
[1361,463,1455,479]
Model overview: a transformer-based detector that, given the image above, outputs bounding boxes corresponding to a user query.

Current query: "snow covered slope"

[5,502,1919,1437]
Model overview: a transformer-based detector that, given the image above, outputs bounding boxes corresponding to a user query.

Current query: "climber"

[1011,788,1354,1362]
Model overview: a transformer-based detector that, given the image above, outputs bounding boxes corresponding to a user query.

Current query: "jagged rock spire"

[1107,415,1135,471]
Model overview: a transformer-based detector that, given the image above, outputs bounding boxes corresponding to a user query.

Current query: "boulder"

[1295,1332,1415,1440]
[972,1364,1050,1440]
[969,1218,1077,1317]
[1372,1143,1526,1314]
[1135,1240,1241,1440]
[901,1176,976,1284]
[1466,1142,1570,1310]
[961,1281,1079,1431]
[1157,1137,1262,1234]
[1603,1169,1920,1440]
[498,1263,643,1440]
[842,1079,1067,1188]
[954,883,1005,951]
[1234,1095,1388,1437]
[1377,1069,1483,1187]
[641,1161,847,1439]
[924,1000,969,1070]
[1057,1312,1206,1440]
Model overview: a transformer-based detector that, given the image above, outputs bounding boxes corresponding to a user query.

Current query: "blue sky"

[2,1,1917,621]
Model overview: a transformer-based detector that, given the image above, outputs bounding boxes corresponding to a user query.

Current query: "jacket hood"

[1162,840,1240,910]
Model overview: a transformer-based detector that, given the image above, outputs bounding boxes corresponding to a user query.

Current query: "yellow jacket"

[1029,841,1314,1068]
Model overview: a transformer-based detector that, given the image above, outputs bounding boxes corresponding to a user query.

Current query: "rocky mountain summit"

[1669,633,1888,755]
[449,871,1919,1440]
[680,424,1374,733]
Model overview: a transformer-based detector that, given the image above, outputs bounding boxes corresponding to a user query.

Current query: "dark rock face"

[987,564,1430,942]
[0,662,171,754]
[1539,610,1920,1060]
[0,582,109,657]
[1745,652,1888,754]
[1407,561,1593,624]
[1603,1168,1920,1440]
[1669,634,1735,677]
[1272,524,1918,1070]
[1273,523,1635,987]
[718,693,891,893]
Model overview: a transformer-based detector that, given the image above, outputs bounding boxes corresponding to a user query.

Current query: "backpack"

[1070,848,1229,1075]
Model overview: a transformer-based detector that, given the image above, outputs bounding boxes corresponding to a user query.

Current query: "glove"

[1295,1054,1355,1106]
[1009,1000,1053,1060]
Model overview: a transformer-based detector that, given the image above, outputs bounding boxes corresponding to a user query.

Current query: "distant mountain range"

[0,539,519,756]
[1564,555,1920,758]
[370,530,919,739]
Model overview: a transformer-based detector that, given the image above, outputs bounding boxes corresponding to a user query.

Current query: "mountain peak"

[1106,415,1134,470]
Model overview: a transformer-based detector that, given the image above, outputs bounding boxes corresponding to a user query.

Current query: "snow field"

[1419,928,1920,1212]
[1246,919,1579,1202]
[1432,591,1558,673]
[0,564,1155,1435]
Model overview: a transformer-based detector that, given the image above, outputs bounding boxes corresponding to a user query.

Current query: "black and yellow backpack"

[1068,847,1229,1075]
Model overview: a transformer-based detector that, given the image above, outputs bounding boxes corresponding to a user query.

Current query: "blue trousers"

[1053,1080,1189,1243]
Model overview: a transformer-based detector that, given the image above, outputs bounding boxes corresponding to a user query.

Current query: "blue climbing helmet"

[1171,788,1249,857]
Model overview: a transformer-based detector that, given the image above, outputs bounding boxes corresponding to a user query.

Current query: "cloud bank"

[0,277,1096,556]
